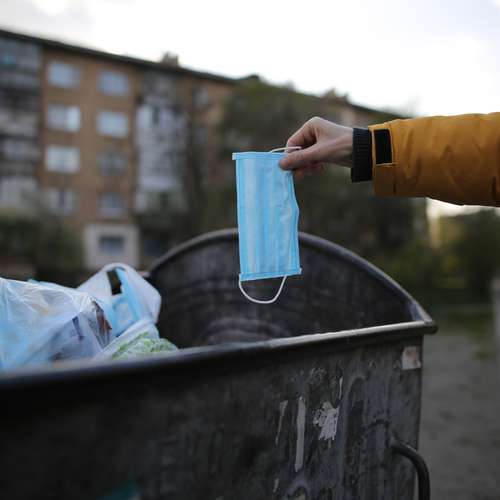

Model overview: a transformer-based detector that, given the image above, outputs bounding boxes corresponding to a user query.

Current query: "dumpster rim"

[146,228,432,324]
[0,229,437,395]
[0,318,436,396]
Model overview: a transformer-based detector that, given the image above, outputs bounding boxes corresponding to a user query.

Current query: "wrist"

[351,127,373,182]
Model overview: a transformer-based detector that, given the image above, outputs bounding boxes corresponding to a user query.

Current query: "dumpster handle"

[391,437,430,500]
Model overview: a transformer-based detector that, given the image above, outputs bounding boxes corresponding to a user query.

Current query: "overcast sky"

[1,0,500,118]
[1,0,500,216]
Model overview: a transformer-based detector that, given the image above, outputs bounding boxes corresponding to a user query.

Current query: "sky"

[1,0,500,216]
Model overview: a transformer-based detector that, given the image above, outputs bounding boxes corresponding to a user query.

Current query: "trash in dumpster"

[110,332,175,360]
[77,263,162,337]
[0,262,176,371]
[0,278,115,370]
[92,321,177,362]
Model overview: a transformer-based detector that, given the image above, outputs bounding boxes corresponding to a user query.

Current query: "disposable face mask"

[233,147,301,304]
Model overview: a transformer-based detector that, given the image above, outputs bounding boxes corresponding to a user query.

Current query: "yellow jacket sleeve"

[368,113,500,206]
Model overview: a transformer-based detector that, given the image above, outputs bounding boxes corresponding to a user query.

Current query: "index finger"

[285,121,318,150]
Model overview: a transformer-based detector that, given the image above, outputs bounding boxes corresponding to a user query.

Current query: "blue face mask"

[233,147,301,304]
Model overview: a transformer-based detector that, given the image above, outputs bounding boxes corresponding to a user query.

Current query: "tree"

[33,216,83,286]
[219,79,327,153]
[0,212,83,286]
[217,79,421,260]
[437,209,500,297]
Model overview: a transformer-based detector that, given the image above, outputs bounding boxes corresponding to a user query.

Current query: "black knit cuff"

[351,127,373,182]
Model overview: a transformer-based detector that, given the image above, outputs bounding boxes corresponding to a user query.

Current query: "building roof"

[0,27,256,85]
[0,27,398,117]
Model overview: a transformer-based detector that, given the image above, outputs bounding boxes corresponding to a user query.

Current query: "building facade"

[0,29,246,278]
[0,34,41,279]
[40,45,140,270]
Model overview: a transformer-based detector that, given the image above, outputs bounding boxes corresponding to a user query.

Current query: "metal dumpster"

[0,229,436,500]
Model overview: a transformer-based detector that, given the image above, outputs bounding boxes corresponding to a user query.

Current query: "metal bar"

[391,437,430,500]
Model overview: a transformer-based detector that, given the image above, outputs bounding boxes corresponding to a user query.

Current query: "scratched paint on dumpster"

[313,402,339,442]
[295,397,306,472]
[275,400,288,445]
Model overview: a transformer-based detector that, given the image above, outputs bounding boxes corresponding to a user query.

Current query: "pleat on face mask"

[233,147,301,304]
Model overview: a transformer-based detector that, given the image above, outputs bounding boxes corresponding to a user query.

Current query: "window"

[0,72,38,90]
[152,151,182,175]
[193,88,209,109]
[45,145,80,173]
[0,36,41,72]
[97,110,128,138]
[0,138,39,162]
[84,223,139,269]
[0,89,38,111]
[193,125,207,146]
[47,104,81,132]
[47,61,80,88]
[136,104,177,130]
[0,176,36,208]
[46,187,76,215]
[142,192,169,211]
[99,70,130,97]
[100,192,125,218]
[153,107,175,129]
[98,151,127,174]
[99,235,125,255]
[0,53,16,67]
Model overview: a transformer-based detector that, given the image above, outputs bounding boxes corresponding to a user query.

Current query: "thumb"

[279,145,321,170]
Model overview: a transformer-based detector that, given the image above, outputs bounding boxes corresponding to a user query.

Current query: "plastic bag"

[79,263,177,362]
[2,263,176,370]
[92,318,177,362]
[0,278,115,371]
[77,263,161,337]
[111,334,176,360]
[92,318,178,362]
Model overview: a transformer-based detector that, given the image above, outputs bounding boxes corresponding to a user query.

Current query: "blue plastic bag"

[78,263,178,362]
[1,263,174,370]
[77,263,162,337]
[0,278,115,371]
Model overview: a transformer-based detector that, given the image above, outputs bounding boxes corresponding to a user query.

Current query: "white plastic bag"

[77,263,161,337]
[79,263,177,361]
[2,263,175,370]
[0,278,115,371]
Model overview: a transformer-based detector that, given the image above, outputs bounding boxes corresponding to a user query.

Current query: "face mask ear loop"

[269,146,302,153]
[238,276,287,305]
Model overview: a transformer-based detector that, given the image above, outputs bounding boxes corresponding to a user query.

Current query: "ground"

[417,305,500,500]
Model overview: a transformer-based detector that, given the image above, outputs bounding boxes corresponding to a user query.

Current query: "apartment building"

[0,28,244,276]
[0,34,40,210]
[40,45,140,270]
[0,34,41,279]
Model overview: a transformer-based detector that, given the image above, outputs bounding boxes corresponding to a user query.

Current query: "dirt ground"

[417,305,500,500]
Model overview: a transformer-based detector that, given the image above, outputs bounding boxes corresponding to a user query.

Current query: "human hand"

[279,117,354,178]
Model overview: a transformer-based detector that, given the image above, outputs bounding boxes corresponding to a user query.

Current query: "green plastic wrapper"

[111,332,176,360]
